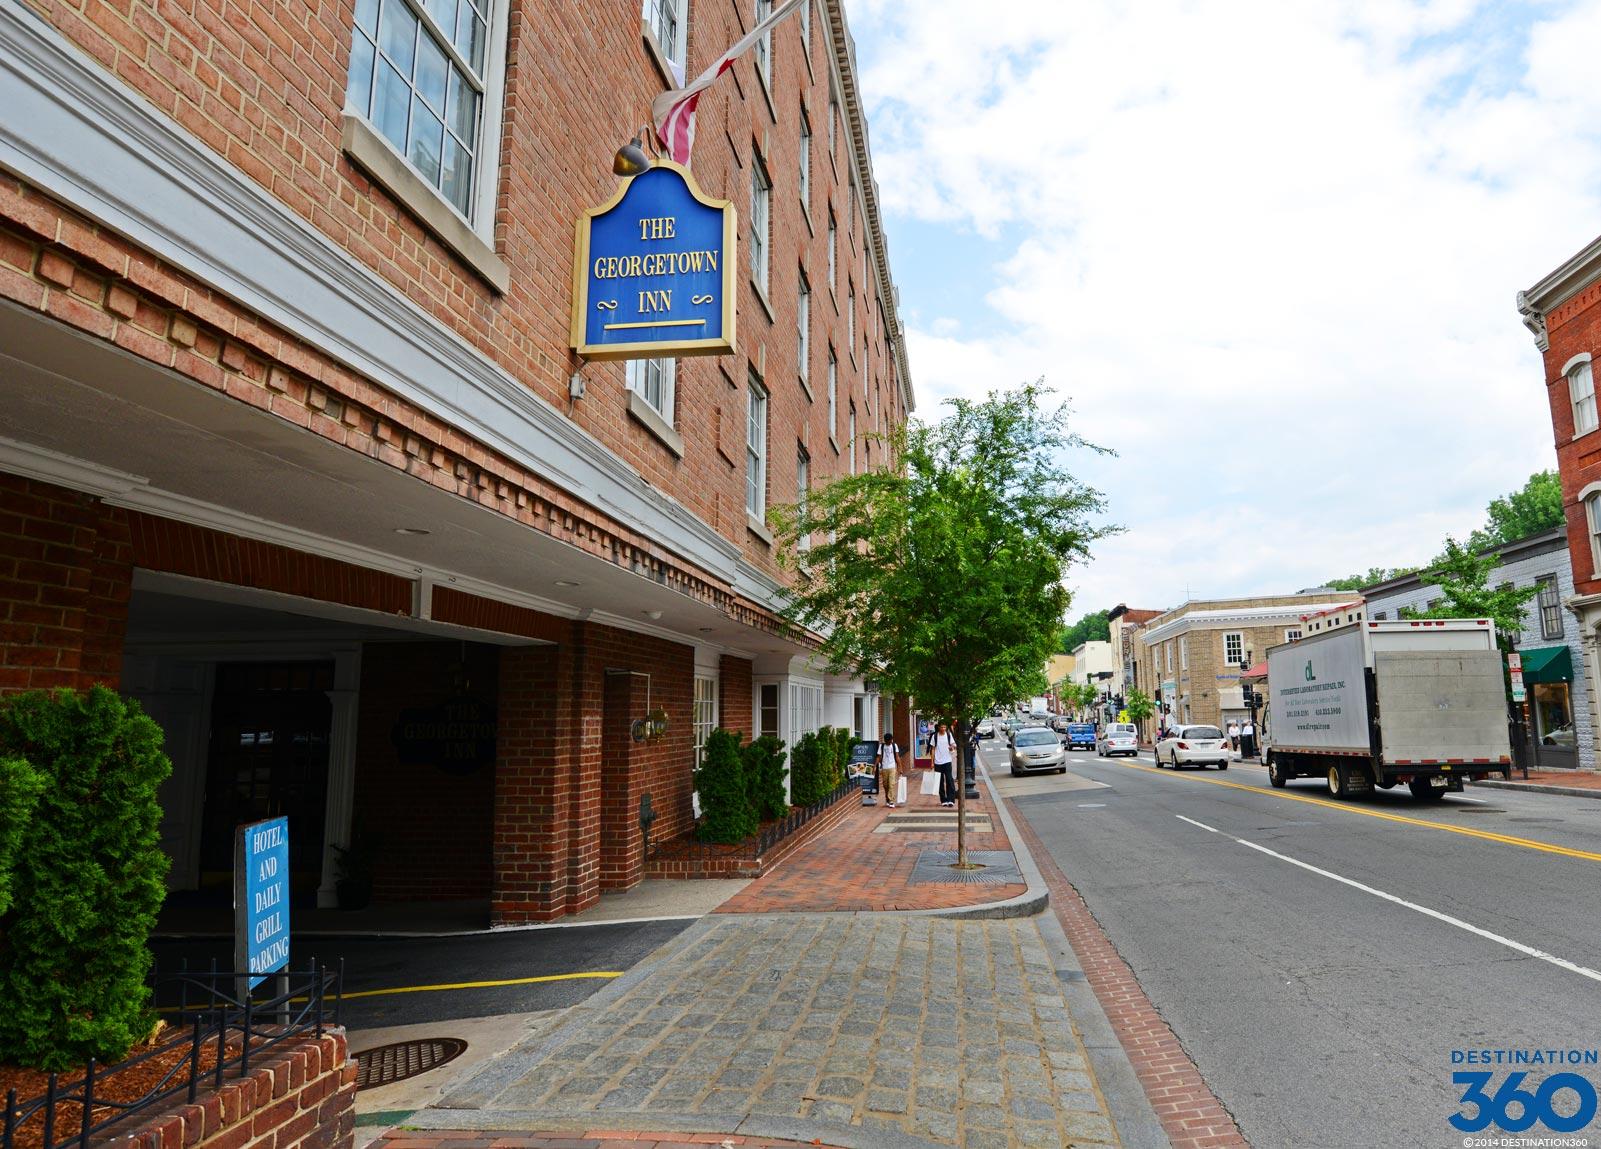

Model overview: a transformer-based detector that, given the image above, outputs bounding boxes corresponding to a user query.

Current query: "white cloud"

[853,0,1599,613]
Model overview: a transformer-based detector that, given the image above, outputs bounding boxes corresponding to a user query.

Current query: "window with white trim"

[754,0,773,87]
[848,404,857,474]
[346,0,495,218]
[693,675,718,766]
[827,348,837,439]
[750,151,771,291]
[798,106,811,211]
[1165,642,1172,674]
[828,89,838,155]
[788,681,822,754]
[1570,358,1597,436]
[797,446,811,552]
[826,211,836,291]
[798,0,810,55]
[1285,628,1302,643]
[797,271,810,385]
[1538,574,1563,640]
[759,682,780,739]
[1179,636,1187,671]
[1224,631,1245,667]
[847,282,855,348]
[643,0,687,81]
[625,358,675,422]
[746,376,767,519]
[1586,493,1601,576]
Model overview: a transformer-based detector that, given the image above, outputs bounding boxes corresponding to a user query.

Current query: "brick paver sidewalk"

[715,768,1028,914]
[1502,768,1601,788]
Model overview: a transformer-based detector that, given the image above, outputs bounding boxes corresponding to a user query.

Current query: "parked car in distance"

[1155,724,1231,769]
[1097,722,1139,757]
[1066,722,1097,750]
[1010,726,1068,775]
[1050,715,1071,733]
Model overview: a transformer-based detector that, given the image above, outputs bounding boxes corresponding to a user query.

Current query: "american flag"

[652,0,804,166]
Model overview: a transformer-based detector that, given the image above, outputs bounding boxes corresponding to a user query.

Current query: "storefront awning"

[1519,644,1573,684]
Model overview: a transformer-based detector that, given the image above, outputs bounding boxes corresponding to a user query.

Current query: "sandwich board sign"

[570,161,736,360]
[235,816,290,989]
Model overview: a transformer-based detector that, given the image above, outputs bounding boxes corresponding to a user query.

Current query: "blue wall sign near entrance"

[570,161,736,360]
[234,816,290,988]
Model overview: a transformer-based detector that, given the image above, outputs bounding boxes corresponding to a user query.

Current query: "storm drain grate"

[354,1038,468,1089]
[908,850,1023,885]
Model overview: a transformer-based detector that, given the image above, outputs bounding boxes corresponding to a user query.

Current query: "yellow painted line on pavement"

[1115,758,1601,864]
[336,971,623,1000]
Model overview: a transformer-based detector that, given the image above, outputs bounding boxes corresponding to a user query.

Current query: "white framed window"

[1587,491,1601,577]
[848,405,857,474]
[797,446,811,552]
[847,282,855,348]
[643,0,687,81]
[754,0,773,88]
[1180,636,1187,671]
[826,211,837,291]
[828,89,838,156]
[759,682,780,739]
[1164,642,1172,674]
[749,150,771,292]
[346,0,502,222]
[1224,631,1245,667]
[693,675,718,766]
[797,271,810,385]
[746,376,768,519]
[788,681,822,755]
[827,348,837,440]
[1569,357,1597,436]
[1538,575,1563,640]
[625,357,675,422]
[798,106,811,211]
[1285,628,1303,643]
[799,0,810,55]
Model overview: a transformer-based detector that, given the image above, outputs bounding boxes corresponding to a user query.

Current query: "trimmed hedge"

[742,735,789,821]
[0,687,172,1071]
[695,728,758,843]
[791,726,851,807]
[0,756,44,918]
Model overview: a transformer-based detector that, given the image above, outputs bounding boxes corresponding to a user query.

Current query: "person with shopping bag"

[878,731,901,808]
[930,721,958,808]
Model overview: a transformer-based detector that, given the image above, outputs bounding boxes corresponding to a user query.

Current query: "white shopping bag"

[920,769,940,796]
[897,776,908,805]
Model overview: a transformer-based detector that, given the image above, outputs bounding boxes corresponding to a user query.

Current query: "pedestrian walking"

[1241,717,1257,759]
[878,731,900,808]
[1227,719,1240,752]
[931,721,958,807]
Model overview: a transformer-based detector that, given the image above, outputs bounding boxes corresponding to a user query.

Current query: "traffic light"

[1112,694,1125,711]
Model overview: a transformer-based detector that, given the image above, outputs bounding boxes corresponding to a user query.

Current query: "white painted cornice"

[1519,233,1601,352]
[0,3,741,583]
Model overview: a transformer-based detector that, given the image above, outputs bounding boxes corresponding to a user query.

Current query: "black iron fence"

[3,961,342,1149]
[654,777,855,861]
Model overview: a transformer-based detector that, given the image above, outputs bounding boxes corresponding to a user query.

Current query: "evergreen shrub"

[0,756,44,918]
[742,735,789,821]
[0,686,172,1070]
[788,731,824,806]
[695,728,757,843]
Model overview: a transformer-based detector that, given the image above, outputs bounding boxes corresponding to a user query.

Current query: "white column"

[317,646,363,908]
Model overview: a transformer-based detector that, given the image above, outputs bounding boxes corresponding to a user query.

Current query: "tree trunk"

[954,712,968,867]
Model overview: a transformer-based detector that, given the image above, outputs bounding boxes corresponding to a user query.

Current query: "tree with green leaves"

[1058,609,1110,653]
[1402,536,1537,650]
[772,381,1112,865]
[1466,470,1564,551]
[1124,688,1155,731]
[1324,566,1419,592]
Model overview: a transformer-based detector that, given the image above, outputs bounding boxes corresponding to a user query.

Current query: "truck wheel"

[1268,758,1287,788]
[1408,778,1446,800]
[1327,765,1346,798]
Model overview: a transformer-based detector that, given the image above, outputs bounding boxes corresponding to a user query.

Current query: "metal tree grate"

[907,850,1023,885]
[354,1038,468,1089]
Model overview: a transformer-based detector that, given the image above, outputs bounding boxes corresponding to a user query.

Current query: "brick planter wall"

[643,785,858,879]
[112,1031,354,1149]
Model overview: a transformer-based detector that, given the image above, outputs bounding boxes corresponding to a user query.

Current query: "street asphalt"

[150,919,695,1030]
[982,739,1601,1149]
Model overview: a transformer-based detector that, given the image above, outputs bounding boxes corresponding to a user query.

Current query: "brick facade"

[0,1,911,922]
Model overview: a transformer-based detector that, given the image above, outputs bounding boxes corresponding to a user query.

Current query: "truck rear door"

[1374,649,1512,767]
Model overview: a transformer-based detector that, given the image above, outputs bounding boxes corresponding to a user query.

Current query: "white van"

[1096,722,1139,758]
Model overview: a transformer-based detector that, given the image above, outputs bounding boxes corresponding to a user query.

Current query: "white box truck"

[1263,618,1512,800]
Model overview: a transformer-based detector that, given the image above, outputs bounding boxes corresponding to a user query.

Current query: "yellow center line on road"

[1113,758,1601,864]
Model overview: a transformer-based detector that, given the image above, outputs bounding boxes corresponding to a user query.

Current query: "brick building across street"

[1518,237,1601,771]
[0,0,912,922]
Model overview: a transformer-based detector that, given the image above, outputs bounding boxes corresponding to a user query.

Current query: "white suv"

[1155,724,1231,770]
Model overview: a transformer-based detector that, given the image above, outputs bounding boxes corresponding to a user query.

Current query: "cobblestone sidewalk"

[414,914,1121,1149]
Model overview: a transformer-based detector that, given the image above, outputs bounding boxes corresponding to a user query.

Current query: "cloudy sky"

[849,0,1601,615]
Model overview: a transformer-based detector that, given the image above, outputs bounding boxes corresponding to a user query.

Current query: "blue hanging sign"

[234,816,290,988]
[570,161,737,360]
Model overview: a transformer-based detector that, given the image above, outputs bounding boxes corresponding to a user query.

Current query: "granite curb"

[403,1106,945,1149]
[1469,777,1601,800]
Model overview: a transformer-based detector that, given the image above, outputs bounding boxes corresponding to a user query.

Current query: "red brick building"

[0,0,913,921]
[1519,236,1601,768]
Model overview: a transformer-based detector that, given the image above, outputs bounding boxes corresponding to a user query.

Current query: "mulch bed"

[0,1025,244,1149]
